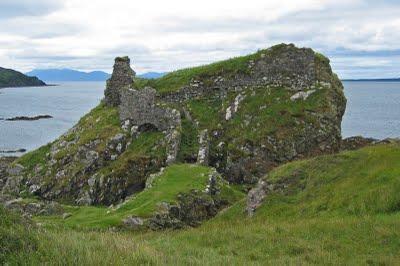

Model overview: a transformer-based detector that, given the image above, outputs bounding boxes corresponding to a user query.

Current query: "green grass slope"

[260,142,400,217]
[5,143,400,265]
[136,142,400,265]
[0,206,38,264]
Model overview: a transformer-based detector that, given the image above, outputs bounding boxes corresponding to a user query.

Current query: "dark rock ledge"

[6,115,53,121]
[0,149,27,154]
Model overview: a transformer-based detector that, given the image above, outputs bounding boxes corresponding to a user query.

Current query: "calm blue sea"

[0,81,399,156]
[0,82,104,156]
[342,81,400,139]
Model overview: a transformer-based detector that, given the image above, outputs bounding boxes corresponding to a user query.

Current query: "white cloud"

[0,0,63,19]
[0,0,399,78]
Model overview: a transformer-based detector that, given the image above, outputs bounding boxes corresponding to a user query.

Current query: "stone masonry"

[105,57,182,164]
[104,56,136,107]
[119,87,180,132]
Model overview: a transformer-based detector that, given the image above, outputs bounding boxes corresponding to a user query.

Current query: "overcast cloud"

[0,0,399,78]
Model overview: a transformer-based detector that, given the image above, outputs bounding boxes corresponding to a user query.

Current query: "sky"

[0,0,399,79]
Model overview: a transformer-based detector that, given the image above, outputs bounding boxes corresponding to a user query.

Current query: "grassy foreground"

[35,164,242,229]
[3,143,400,265]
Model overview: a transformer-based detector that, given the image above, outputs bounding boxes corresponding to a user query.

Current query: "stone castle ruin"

[104,44,345,174]
[105,57,181,164]
[104,56,136,106]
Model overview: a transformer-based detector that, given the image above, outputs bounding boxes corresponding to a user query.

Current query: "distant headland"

[0,67,46,88]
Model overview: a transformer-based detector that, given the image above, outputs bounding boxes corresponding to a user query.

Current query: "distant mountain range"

[26,69,166,82]
[0,67,46,88]
[26,69,110,82]
[138,72,167,79]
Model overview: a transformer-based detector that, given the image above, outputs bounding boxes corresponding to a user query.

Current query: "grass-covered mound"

[258,142,400,217]
[5,143,400,265]
[35,164,244,229]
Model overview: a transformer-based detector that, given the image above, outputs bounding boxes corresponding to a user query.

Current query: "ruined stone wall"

[104,56,136,107]
[159,44,316,103]
[119,87,180,132]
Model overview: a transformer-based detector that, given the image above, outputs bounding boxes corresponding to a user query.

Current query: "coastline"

[0,84,57,90]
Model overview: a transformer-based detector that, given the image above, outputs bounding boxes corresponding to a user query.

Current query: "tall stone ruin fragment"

[104,56,136,107]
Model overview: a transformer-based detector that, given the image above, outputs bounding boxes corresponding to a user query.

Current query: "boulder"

[246,180,269,216]
[123,216,145,229]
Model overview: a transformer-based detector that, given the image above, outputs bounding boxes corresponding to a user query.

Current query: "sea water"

[0,82,104,156]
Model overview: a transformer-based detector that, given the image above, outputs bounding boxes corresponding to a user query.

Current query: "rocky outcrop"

[197,129,209,165]
[14,43,347,210]
[246,170,307,216]
[148,190,224,230]
[341,136,378,151]
[225,93,245,121]
[0,157,16,191]
[0,195,64,218]
[290,90,316,101]
[148,171,226,230]
[213,48,345,184]
[246,179,269,216]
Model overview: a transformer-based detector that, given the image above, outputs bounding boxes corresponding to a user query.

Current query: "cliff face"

[5,44,346,205]
[0,67,46,88]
